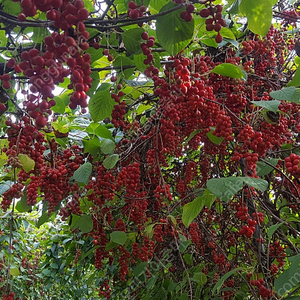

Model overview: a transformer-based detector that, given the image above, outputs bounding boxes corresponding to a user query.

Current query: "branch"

[0,10,53,28]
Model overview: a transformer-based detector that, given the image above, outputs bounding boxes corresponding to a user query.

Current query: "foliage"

[1,0,300,299]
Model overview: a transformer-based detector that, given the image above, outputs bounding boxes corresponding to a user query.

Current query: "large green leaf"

[71,162,92,184]
[211,63,246,79]
[240,0,272,36]
[242,177,268,191]
[100,139,115,154]
[207,177,268,202]
[156,2,194,55]
[207,129,224,145]
[110,231,127,245]
[207,177,244,202]
[270,86,300,103]
[182,189,216,227]
[18,154,35,173]
[251,100,281,113]
[72,215,93,233]
[103,154,119,169]
[122,28,144,55]
[256,158,278,176]
[287,65,300,87]
[15,192,32,213]
[212,268,241,294]
[182,197,205,228]
[275,253,300,296]
[89,83,115,122]
[267,223,284,238]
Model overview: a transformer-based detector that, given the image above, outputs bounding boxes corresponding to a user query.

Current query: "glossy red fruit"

[35,115,47,127]
[77,8,89,21]
[215,33,223,43]
[18,13,27,21]
[128,1,137,9]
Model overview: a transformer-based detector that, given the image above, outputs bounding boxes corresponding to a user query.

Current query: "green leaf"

[32,27,50,44]
[0,181,13,195]
[178,294,189,300]
[287,65,300,87]
[267,223,284,238]
[212,268,241,294]
[83,137,101,157]
[18,154,35,173]
[15,192,31,213]
[146,275,158,289]
[89,83,115,122]
[51,96,67,114]
[251,100,281,112]
[182,197,205,227]
[71,162,92,185]
[207,129,224,145]
[220,27,236,40]
[228,0,242,14]
[149,0,169,14]
[100,139,115,154]
[156,2,194,55]
[242,177,268,191]
[145,223,155,238]
[134,53,148,72]
[94,125,113,140]
[72,215,93,233]
[211,63,246,79]
[122,28,144,55]
[203,189,217,209]
[207,177,244,202]
[110,231,127,245]
[185,129,200,144]
[256,158,278,176]
[133,262,148,277]
[240,0,272,36]
[103,154,119,169]
[37,212,51,228]
[182,190,216,227]
[191,272,207,286]
[270,86,300,103]
[275,254,300,296]
[10,267,20,276]
[183,254,193,265]
[113,55,135,79]
[2,0,21,15]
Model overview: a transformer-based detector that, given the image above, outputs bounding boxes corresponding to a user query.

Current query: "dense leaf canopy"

[1,0,300,299]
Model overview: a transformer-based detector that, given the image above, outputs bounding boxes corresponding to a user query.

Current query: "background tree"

[1,0,300,299]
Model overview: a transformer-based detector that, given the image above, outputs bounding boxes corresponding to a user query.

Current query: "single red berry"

[128,1,137,9]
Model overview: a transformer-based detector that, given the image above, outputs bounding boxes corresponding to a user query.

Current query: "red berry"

[2,81,11,89]
[7,58,16,69]
[77,8,89,21]
[18,13,27,21]
[141,32,149,40]
[186,4,195,13]
[128,1,137,9]
[35,115,47,127]
[199,8,210,18]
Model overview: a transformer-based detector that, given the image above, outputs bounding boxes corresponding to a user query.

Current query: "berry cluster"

[127,1,146,20]
[199,3,225,43]
[250,279,272,299]
[12,0,91,119]
[285,153,300,177]
[269,240,286,267]
[102,48,114,62]
[141,32,155,65]
[0,73,11,90]
[180,3,195,22]
[2,292,15,300]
